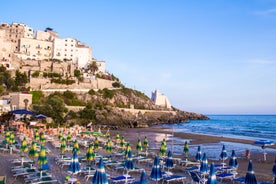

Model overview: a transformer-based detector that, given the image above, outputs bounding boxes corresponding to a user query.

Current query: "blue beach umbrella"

[125,150,134,170]
[200,153,209,175]
[220,145,228,164]
[164,150,174,170]
[68,150,81,174]
[92,157,108,184]
[229,150,238,169]
[207,163,217,184]
[245,160,257,184]
[150,155,162,182]
[139,170,147,184]
[195,146,203,162]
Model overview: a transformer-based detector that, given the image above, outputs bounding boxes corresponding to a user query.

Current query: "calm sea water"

[154,115,276,158]
[158,115,276,141]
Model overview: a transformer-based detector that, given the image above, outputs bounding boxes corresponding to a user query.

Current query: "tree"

[88,61,98,74]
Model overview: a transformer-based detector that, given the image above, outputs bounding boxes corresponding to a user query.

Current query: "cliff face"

[70,88,209,128]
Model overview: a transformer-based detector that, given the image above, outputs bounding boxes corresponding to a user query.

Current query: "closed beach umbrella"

[20,137,28,153]
[94,137,100,150]
[28,141,39,158]
[159,139,167,156]
[195,146,203,162]
[9,132,15,144]
[125,150,134,170]
[120,136,126,149]
[92,157,108,184]
[39,132,46,143]
[67,132,71,142]
[68,150,81,174]
[220,145,228,164]
[37,145,49,177]
[245,160,257,184]
[207,163,217,184]
[3,131,10,145]
[86,144,95,163]
[58,131,63,140]
[61,138,66,153]
[150,155,162,182]
[139,170,147,184]
[144,136,149,149]
[105,139,112,153]
[200,153,209,175]
[125,143,131,158]
[73,140,80,154]
[164,150,174,170]
[115,133,120,145]
[136,138,143,152]
[183,141,189,158]
[229,150,238,169]
[34,130,39,142]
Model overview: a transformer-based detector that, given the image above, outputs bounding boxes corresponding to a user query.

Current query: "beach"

[0,126,275,184]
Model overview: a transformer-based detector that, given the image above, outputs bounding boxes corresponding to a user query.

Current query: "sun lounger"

[110,174,135,183]
[125,167,144,174]
[188,172,207,184]
[232,176,245,183]
[13,168,37,178]
[29,176,58,184]
[216,172,234,181]
[162,171,173,178]
[162,175,186,184]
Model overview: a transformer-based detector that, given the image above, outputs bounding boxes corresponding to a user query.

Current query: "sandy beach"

[0,126,275,184]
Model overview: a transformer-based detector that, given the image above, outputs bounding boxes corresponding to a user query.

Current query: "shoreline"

[113,127,276,182]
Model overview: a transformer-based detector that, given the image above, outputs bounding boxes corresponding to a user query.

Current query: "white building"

[75,42,92,68]
[151,90,172,109]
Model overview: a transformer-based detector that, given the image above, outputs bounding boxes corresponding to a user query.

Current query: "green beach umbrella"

[143,136,149,149]
[73,140,80,154]
[115,133,120,145]
[94,137,100,150]
[9,132,15,144]
[20,137,28,153]
[58,131,63,140]
[105,139,112,153]
[120,136,126,149]
[183,141,189,158]
[136,138,143,152]
[159,139,167,156]
[125,143,132,158]
[28,141,39,158]
[86,144,95,162]
[37,145,48,165]
[34,130,39,142]
[67,133,72,142]
[3,131,10,145]
[61,138,67,153]
[40,132,46,143]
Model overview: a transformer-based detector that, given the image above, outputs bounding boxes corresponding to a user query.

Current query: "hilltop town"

[0,22,208,127]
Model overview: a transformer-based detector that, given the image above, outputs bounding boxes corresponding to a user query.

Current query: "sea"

[154,115,276,159]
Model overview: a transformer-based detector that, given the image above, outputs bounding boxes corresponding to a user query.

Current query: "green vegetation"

[31,71,40,78]
[50,78,75,85]
[43,72,61,78]
[112,82,121,88]
[30,91,44,104]
[88,89,96,95]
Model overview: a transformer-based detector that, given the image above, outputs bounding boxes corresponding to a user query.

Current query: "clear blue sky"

[1,0,276,114]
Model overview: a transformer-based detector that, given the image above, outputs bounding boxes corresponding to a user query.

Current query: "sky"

[1,0,276,115]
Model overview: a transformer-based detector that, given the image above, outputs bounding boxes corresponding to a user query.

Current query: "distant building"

[151,90,172,109]
[9,92,32,110]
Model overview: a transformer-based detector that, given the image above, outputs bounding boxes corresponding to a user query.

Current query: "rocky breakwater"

[100,107,209,128]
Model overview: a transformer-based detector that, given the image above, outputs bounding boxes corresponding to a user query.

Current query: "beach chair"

[189,172,206,184]
[110,174,135,183]
[29,176,58,184]
[0,175,6,184]
[162,175,186,184]
[216,172,234,182]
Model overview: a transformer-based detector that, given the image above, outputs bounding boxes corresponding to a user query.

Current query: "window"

[65,39,68,42]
